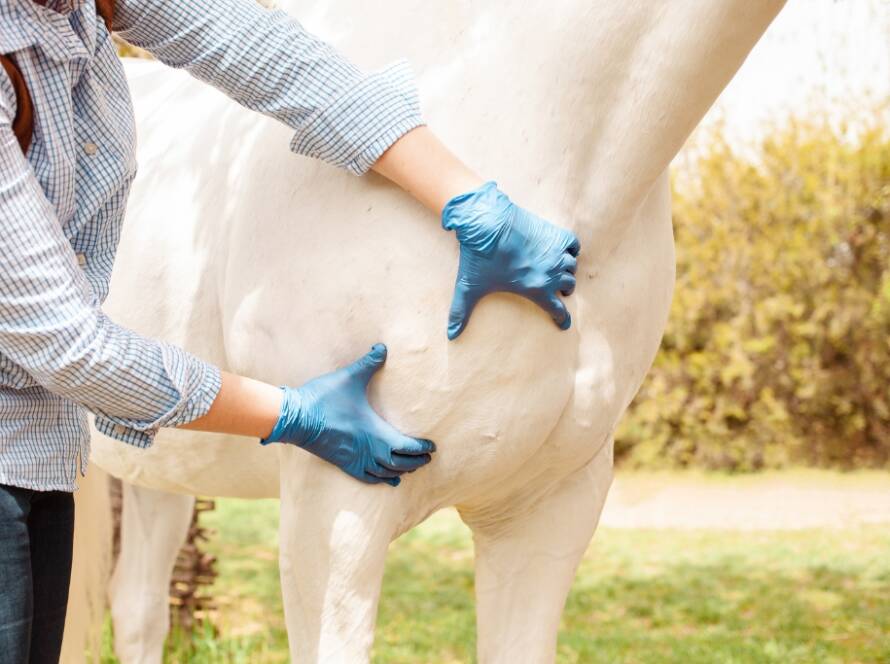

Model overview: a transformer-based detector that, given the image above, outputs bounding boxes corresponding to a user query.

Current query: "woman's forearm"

[180,371,283,439]
[372,126,484,214]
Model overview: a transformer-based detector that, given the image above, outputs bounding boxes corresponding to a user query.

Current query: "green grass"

[101,493,890,663]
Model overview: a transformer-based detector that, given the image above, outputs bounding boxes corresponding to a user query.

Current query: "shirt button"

[113,424,127,435]
[76,253,87,267]
[83,142,98,156]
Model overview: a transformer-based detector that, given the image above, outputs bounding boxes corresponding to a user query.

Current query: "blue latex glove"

[442,181,581,340]
[261,344,435,486]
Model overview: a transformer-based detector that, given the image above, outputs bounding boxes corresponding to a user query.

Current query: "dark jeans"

[0,484,74,664]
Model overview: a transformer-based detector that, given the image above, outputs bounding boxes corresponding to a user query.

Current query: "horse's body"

[67,2,785,661]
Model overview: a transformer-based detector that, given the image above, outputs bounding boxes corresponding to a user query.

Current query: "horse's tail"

[61,464,114,663]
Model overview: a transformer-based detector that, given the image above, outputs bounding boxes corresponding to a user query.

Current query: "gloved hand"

[261,344,435,486]
[441,181,581,340]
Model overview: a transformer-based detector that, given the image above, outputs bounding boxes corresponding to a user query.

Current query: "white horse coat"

[65,1,785,662]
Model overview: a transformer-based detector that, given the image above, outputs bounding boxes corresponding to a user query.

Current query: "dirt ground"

[600,470,890,530]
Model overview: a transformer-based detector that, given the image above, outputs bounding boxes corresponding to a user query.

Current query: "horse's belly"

[216,142,671,503]
[189,119,578,500]
[90,426,280,497]
[92,60,673,504]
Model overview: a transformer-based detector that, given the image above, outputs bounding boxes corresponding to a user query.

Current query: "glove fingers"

[367,462,401,479]
[558,253,578,275]
[363,471,400,487]
[545,294,572,330]
[386,452,432,472]
[564,233,581,257]
[556,273,576,296]
[391,435,436,456]
[348,343,388,385]
[448,281,482,340]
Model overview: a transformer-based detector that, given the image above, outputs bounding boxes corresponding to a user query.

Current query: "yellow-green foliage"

[616,112,890,470]
[114,36,152,59]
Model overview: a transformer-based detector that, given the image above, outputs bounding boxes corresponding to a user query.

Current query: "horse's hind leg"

[108,483,194,664]
[462,442,613,664]
[277,448,400,664]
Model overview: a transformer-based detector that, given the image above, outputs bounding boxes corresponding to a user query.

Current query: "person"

[0,0,580,660]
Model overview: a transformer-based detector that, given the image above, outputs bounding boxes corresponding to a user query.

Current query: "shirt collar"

[33,1,87,14]
[0,2,36,53]
[0,0,90,62]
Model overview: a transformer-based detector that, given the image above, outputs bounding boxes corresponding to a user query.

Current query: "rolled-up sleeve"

[0,84,221,449]
[114,0,424,175]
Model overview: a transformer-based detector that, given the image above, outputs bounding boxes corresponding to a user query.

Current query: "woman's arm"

[371,127,484,214]
[114,0,423,176]
[180,372,281,439]
[181,346,433,488]
[186,344,436,486]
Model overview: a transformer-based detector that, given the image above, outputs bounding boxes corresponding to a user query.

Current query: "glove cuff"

[441,181,512,255]
[259,386,302,446]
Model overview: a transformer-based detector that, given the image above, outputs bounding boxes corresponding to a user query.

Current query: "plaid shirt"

[0,0,423,491]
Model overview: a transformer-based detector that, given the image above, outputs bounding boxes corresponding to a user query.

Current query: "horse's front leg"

[109,483,195,664]
[277,447,401,664]
[461,441,614,664]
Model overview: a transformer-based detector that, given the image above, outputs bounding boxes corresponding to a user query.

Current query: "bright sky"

[696,0,890,142]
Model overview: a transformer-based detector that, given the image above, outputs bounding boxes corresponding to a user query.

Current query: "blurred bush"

[113,35,152,59]
[616,111,890,470]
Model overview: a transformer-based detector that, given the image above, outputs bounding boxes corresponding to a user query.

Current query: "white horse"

[63,1,785,662]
